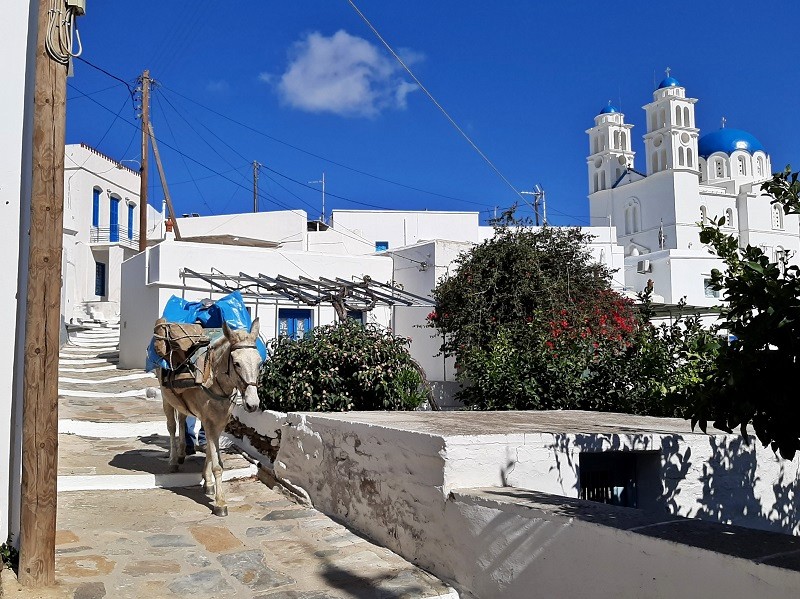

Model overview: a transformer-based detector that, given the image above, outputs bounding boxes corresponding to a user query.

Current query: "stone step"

[57,432,256,491]
[59,395,165,423]
[59,364,119,373]
[58,371,156,385]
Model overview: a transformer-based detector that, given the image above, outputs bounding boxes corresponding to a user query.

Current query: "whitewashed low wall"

[446,488,800,598]
[232,410,800,598]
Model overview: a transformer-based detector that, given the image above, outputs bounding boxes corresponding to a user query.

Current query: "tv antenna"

[519,184,547,226]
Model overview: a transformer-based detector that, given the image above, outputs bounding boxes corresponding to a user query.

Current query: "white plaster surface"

[255,410,800,597]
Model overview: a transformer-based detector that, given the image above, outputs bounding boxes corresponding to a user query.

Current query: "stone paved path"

[1,324,456,599]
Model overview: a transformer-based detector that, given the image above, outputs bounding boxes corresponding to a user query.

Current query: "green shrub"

[1,535,18,570]
[258,319,428,412]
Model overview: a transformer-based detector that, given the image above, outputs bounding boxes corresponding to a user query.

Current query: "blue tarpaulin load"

[146,290,266,372]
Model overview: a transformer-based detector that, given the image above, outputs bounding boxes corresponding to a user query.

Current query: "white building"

[1,0,36,547]
[587,74,799,306]
[62,143,161,326]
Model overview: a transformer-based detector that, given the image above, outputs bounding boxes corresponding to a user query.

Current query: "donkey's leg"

[176,412,187,465]
[162,398,179,472]
[204,424,228,517]
[203,449,214,496]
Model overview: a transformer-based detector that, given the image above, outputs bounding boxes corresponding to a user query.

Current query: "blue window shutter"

[109,198,119,242]
[375,241,389,252]
[92,189,100,227]
[128,204,134,240]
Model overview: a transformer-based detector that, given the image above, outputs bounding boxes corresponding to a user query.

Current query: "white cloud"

[275,30,420,118]
[206,79,230,93]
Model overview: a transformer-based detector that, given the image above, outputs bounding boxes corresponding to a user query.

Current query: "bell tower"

[586,102,635,194]
[643,69,699,175]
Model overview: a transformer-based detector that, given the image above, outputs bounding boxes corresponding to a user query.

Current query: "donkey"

[159,319,262,516]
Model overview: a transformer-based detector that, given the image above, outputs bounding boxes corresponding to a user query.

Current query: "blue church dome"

[698,128,765,158]
[657,76,681,89]
[598,103,619,114]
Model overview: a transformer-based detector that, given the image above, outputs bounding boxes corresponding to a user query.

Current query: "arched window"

[757,156,764,177]
[593,172,599,193]
[659,109,666,128]
[601,134,606,151]
[675,106,682,126]
[614,130,620,149]
[620,131,627,151]
[592,137,598,154]
[678,147,685,166]
[92,187,101,228]
[600,171,606,190]
[650,112,657,131]
[109,195,120,242]
[737,155,747,175]
[651,151,659,173]
[772,204,784,230]
[660,148,668,170]
[715,158,724,178]
[625,208,633,235]
[632,203,641,233]
[683,106,690,127]
[700,205,707,224]
[725,208,734,228]
[687,147,694,168]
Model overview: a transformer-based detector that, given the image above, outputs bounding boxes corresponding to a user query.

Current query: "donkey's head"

[223,318,262,413]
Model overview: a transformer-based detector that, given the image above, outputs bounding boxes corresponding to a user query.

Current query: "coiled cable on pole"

[44,0,83,65]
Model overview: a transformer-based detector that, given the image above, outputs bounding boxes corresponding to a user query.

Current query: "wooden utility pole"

[19,0,70,586]
[138,70,150,251]
[252,160,260,213]
[148,122,182,240]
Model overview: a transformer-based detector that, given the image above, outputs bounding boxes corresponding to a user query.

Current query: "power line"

[153,92,215,215]
[345,0,528,205]
[158,85,493,208]
[66,83,378,249]
[73,61,590,225]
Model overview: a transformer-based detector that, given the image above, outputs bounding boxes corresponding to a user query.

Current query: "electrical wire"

[66,83,378,249]
[345,0,527,205]
[153,92,215,215]
[159,85,492,208]
[45,0,82,64]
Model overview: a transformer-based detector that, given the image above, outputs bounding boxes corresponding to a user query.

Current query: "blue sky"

[67,1,800,225]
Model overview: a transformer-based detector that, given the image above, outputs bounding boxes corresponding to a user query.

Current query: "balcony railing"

[90,227,139,249]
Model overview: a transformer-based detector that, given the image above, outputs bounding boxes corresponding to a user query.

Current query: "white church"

[587,72,799,307]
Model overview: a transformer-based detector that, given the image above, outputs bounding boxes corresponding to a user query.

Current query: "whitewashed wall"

[176,210,308,249]
[119,239,394,369]
[62,143,160,324]
[244,411,799,598]
[0,0,36,544]
[331,210,481,252]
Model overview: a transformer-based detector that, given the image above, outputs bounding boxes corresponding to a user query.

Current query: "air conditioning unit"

[637,260,651,274]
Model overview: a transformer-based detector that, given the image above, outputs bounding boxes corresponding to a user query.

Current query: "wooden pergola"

[180,268,435,321]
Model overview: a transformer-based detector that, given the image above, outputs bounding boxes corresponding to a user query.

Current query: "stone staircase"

[57,323,257,492]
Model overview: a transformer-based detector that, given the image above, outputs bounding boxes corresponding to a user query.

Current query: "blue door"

[278,309,313,340]
[109,198,120,242]
[95,262,106,297]
[127,203,135,240]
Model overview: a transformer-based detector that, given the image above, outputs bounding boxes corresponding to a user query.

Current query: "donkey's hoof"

[212,505,228,517]
[177,456,185,465]
[169,464,180,473]
[203,484,216,497]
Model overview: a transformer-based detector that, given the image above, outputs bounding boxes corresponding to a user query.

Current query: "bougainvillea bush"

[257,319,428,412]
[430,224,717,415]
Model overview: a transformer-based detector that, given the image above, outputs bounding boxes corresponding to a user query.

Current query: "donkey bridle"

[203,341,259,402]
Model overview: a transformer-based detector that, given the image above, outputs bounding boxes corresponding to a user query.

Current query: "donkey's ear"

[250,318,260,338]
[222,320,233,339]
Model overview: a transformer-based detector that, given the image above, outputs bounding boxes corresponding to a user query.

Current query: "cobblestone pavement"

[1,324,456,599]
